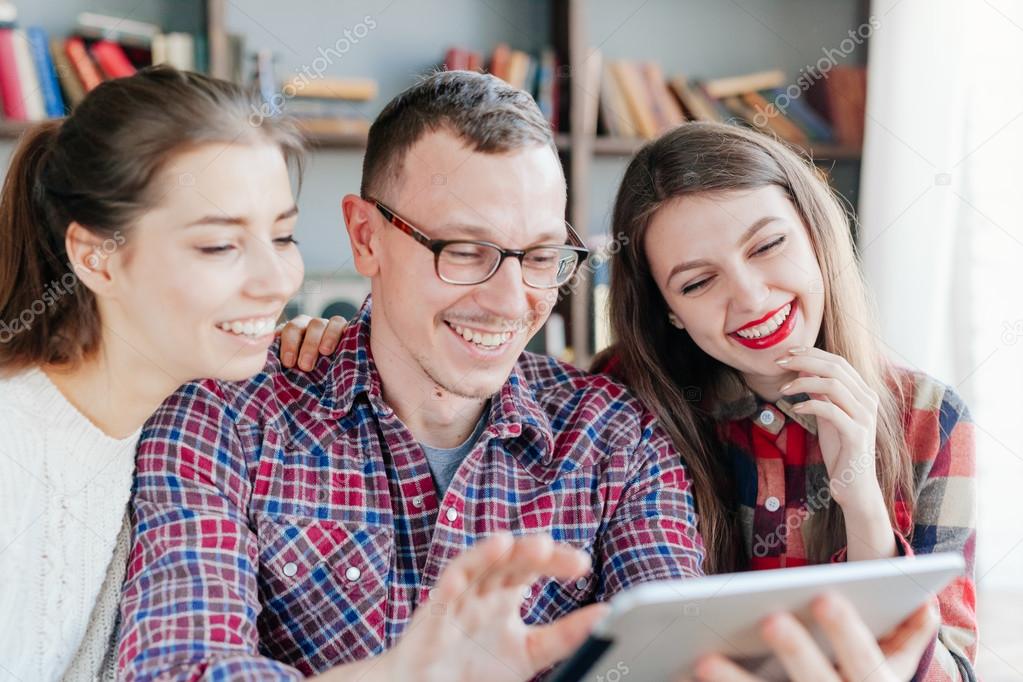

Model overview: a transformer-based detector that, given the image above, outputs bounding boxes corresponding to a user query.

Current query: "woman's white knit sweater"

[0,367,140,681]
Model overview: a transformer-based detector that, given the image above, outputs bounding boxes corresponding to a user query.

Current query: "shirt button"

[445,507,458,522]
[412,495,424,508]
[345,566,362,582]
[759,409,776,426]
[575,577,588,590]
[522,585,532,599]
[765,496,781,512]
[282,562,298,577]
[428,587,438,600]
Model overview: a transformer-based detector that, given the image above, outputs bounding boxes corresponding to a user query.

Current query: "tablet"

[551,552,964,682]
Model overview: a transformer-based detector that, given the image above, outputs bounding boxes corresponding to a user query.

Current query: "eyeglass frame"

[367,197,590,289]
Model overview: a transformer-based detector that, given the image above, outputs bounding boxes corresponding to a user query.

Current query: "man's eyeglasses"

[368,198,589,289]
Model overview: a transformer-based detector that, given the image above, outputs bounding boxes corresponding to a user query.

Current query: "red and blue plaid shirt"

[706,367,976,681]
[117,297,704,680]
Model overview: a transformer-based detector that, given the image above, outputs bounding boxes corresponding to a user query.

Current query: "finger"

[781,376,869,422]
[297,318,328,370]
[812,593,887,681]
[525,602,609,673]
[433,532,515,606]
[318,315,348,354]
[779,352,873,405]
[761,612,842,682]
[878,603,940,679]
[791,399,861,438]
[479,533,554,594]
[692,653,763,682]
[799,347,875,398]
[277,315,312,367]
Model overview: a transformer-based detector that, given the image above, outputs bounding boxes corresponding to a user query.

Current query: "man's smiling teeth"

[449,322,513,348]
[217,316,277,337]
[735,303,792,339]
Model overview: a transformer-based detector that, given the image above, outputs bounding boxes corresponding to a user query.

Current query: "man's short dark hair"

[360,70,556,199]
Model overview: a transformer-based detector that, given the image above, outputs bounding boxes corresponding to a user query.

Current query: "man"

[118,70,703,681]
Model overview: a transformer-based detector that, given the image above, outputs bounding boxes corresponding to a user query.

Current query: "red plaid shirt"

[117,298,704,680]
[711,367,977,681]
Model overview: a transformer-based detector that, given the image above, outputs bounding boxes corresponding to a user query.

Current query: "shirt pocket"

[255,514,393,672]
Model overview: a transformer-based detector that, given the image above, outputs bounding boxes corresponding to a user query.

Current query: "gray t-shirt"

[421,407,489,498]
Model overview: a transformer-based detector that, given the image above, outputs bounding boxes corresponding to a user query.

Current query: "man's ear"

[341,194,381,278]
[65,222,116,297]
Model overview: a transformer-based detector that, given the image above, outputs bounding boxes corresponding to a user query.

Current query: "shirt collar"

[314,295,558,482]
[707,370,818,435]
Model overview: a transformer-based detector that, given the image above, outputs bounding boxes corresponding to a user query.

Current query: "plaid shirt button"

[764,496,781,512]
[345,566,361,582]
[282,562,298,577]
[445,508,457,522]
[758,409,775,426]
[412,496,424,508]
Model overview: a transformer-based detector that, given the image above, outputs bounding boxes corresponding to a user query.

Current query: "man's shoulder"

[515,351,662,449]
[153,340,335,430]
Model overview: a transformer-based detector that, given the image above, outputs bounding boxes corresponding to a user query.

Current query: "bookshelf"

[0,0,869,367]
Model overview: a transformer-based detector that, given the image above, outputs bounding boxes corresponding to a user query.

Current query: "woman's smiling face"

[643,185,826,388]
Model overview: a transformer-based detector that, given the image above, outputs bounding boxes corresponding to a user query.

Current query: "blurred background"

[0,1,1018,678]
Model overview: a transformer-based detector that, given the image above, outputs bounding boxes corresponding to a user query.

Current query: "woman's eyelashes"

[196,234,299,256]
[678,235,787,295]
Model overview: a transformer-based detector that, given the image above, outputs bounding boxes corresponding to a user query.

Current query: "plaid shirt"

[710,367,977,682]
[117,297,704,680]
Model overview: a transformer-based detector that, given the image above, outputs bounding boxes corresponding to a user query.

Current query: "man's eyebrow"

[664,216,780,286]
[183,204,299,228]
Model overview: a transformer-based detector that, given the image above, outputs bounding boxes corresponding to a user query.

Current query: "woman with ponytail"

[595,122,976,681]
[0,67,342,679]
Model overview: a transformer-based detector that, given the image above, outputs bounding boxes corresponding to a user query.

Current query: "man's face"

[358,128,568,400]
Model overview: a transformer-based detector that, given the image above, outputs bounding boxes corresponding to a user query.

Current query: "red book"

[65,37,104,92]
[90,40,136,79]
[0,29,27,120]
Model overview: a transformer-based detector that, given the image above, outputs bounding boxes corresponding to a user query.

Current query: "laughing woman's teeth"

[736,303,792,339]
[218,316,277,338]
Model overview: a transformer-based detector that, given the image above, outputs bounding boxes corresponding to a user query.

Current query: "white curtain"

[860,0,1023,677]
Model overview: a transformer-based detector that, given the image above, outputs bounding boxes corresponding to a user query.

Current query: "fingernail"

[776,358,791,366]
[282,352,295,366]
[300,354,313,367]
[789,346,808,354]
[780,382,793,392]
[792,402,806,411]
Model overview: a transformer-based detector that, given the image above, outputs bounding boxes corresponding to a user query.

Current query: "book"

[488,43,510,81]
[65,37,104,92]
[599,63,636,137]
[0,28,25,120]
[506,49,531,90]
[151,32,194,71]
[535,46,559,129]
[759,88,834,143]
[49,37,85,108]
[641,62,685,130]
[578,50,601,137]
[76,12,159,48]
[702,69,786,99]
[12,29,45,120]
[668,76,722,123]
[282,76,377,101]
[26,27,65,117]
[741,90,807,144]
[806,65,865,146]
[610,61,658,139]
[296,117,370,138]
[254,49,279,115]
[90,40,136,79]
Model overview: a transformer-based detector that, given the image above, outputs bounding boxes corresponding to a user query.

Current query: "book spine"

[0,28,26,120]
[26,27,65,117]
[90,40,137,79]
[12,29,45,120]
[65,37,103,91]
[49,37,85,107]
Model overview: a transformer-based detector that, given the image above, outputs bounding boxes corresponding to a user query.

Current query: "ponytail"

[0,121,98,372]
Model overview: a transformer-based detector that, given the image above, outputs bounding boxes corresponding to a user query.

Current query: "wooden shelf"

[558,132,861,162]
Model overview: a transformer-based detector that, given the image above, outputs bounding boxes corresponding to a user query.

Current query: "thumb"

[525,602,610,673]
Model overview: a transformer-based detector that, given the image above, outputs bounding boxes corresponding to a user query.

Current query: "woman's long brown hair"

[597,122,914,573]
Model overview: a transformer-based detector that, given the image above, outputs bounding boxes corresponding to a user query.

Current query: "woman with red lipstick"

[595,122,976,681]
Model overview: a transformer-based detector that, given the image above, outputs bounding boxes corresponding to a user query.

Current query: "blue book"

[761,87,834,143]
[26,27,65,117]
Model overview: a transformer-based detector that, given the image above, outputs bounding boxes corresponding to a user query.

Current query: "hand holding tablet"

[552,553,963,682]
